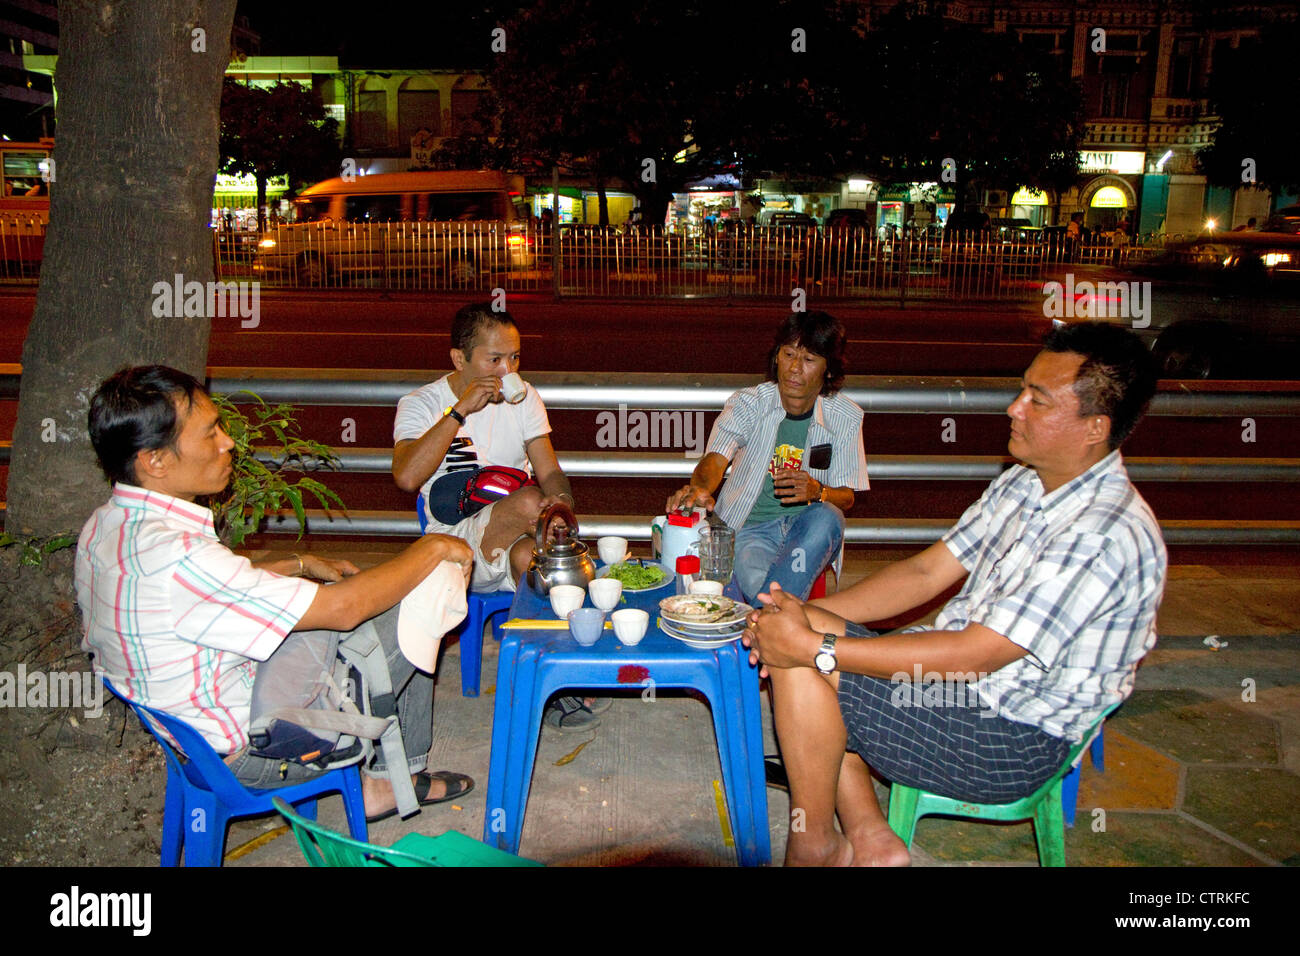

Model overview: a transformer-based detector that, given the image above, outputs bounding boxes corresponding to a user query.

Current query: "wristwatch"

[814,633,839,674]
[443,404,466,426]
[816,480,828,503]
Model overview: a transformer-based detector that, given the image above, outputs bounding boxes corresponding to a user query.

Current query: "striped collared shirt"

[921,451,1167,742]
[75,485,317,754]
[707,381,869,576]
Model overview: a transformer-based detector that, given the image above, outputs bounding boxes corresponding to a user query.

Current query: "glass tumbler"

[697,526,735,583]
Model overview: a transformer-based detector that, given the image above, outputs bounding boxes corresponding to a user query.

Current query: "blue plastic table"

[481,576,771,866]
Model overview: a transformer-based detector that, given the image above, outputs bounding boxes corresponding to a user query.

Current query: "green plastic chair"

[886,708,1114,867]
[272,797,541,867]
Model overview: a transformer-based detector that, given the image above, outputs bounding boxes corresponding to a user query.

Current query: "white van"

[255,170,535,285]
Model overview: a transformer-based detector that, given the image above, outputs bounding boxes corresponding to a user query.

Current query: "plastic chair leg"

[1090,728,1105,772]
[295,798,319,822]
[160,764,184,867]
[886,784,921,847]
[1032,782,1067,867]
[184,791,227,868]
[1061,763,1082,828]
[340,767,369,841]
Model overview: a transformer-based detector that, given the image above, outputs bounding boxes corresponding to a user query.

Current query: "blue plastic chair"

[103,679,367,867]
[1061,726,1105,827]
[416,491,513,696]
[482,580,770,866]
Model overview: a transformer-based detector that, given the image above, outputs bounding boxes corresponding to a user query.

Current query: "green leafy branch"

[206,391,346,548]
[0,531,78,567]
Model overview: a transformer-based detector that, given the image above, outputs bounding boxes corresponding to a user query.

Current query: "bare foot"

[844,823,911,867]
[784,830,855,867]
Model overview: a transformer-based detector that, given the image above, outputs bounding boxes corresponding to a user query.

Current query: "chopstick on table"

[499,618,614,630]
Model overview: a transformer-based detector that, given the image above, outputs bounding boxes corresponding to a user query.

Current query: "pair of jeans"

[228,604,432,788]
[733,502,844,604]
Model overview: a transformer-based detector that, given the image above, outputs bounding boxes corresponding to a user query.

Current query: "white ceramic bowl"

[689,580,725,597]
[597,535,629,566]
[587,577,623,611]
[548,584,585,618]
[611,608,650,646]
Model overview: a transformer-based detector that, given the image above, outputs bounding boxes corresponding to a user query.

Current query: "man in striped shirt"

[77,366,475,822]
[667,311,870,603]
[744,322,1165,866]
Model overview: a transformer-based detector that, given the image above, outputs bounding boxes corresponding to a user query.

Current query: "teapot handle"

[533,501,578,552]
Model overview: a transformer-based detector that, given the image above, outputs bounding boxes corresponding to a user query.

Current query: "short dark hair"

[88,366,206,486]
[451,302,516,356]
[766,311,847,395]
[1042,322,1158,450]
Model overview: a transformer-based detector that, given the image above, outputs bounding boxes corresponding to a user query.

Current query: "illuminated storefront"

[212,172,289,228]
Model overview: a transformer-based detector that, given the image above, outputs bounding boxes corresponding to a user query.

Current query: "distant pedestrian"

[1111,216,1131,266]
[1232,217,1257,232]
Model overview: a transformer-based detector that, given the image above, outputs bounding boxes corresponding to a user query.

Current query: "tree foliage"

[433,1,1083,218]
[219,80,341,224]
[1198,24,1300,199]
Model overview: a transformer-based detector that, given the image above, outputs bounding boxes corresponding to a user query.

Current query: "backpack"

[427,465,535,525]
[248,623,420,818]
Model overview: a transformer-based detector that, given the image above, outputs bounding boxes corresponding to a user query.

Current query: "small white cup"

[597,535,629,567]
[548,584,585,618]
[689,580,724,597]
[611,608,649,646]
[587,577,623,612]
[500,372,527,404]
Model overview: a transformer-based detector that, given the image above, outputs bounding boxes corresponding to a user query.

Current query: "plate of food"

[599,560,674,592]
[658,594,753,630]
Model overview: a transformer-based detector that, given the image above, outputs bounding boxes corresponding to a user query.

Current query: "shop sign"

[1011,187,1048,206]
[1078,151,1144,175]
[214,173,288,194]
[1090,186,1128,208]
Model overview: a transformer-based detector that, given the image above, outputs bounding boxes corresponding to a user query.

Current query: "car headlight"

[259,238,277,249]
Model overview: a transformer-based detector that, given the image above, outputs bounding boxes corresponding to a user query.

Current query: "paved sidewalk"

[226,549,1300,868]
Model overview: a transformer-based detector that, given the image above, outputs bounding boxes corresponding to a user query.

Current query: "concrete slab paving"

[225,549,1299,867]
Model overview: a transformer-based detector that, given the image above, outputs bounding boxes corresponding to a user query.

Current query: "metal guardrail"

[3,371,1297,545]
[283,448,1300,485]
[208,371,1300,418]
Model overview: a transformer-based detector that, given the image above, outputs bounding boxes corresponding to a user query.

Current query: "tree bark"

[7,0,237,537]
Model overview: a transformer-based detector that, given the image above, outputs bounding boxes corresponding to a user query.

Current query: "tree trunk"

[256,170,268,230]
[7,0,237,537]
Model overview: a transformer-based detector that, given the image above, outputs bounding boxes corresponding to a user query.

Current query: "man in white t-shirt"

[393,302,576,594]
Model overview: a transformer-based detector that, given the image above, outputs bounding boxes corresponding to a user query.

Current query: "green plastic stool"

[886,709,1113,867]
[273,798,542,868]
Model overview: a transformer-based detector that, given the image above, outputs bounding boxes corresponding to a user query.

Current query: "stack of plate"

[658,597,753,649]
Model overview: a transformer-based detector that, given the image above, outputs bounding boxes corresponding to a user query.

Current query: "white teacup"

[597,535,629,567]
[611,608,650,646]
[689,580,724,597]
[587,577,623,612]
[500,372,527,404]
[548,584,585,618]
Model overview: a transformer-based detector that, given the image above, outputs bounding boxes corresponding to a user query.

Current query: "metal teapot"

[525,502,597,595]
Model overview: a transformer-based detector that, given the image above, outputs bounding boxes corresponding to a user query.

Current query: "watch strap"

[444,405,466,426]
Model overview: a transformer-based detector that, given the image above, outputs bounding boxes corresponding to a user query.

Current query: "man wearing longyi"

[744,323,1166,866]
[666,311,870,603]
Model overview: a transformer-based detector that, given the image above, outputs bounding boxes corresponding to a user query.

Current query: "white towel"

[397,560,468,674]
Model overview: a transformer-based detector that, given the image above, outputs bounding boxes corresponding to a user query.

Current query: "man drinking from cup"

[393,302,576,592]
[667,311,870,603]
[393,303,602,731]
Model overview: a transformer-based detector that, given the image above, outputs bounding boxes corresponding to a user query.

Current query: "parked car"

[255,170,534,285]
